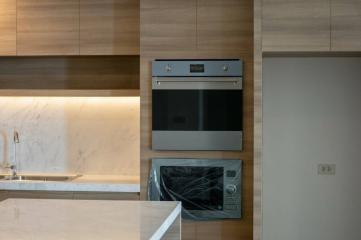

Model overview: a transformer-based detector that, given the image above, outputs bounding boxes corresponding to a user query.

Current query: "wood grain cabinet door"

[0,0,16,55]
[140,0,197,53]
[80,0,140,55]
[262,0,331,52]
[331,0,361,51]
[17,0,79,55]
[197,0,253,52]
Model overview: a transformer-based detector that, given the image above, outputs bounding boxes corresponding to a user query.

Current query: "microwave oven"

[152,59,243,151]
[148,158,242,220]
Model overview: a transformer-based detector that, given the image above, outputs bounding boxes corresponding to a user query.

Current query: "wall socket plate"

[318,164,336,175]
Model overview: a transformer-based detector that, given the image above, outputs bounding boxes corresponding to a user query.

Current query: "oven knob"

[222,65,229,72]
[165,64,172,72]
[226,184,237,194]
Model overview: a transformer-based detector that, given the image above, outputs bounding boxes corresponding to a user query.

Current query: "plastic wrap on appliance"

[148,159,242,221]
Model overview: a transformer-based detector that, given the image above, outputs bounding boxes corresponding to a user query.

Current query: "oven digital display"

[190,64,204,73]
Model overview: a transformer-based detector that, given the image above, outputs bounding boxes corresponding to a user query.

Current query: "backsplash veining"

[0,97,140,176]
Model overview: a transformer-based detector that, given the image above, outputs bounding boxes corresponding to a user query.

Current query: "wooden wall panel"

[253,0,263,239]
[140,0,197,53]
[140,0,254,239]
[331,0,361,51]
[0,0,16,55]
[262,0,330,52]
[17,0,79,55]
[0,56,139,90]
[197,0,253,51]
[80,0,140,55]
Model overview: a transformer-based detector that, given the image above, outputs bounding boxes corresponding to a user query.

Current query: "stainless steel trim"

[152,59,243,77]
[149,158,242,220]
[152,77,242,90]
[152,131,242,151]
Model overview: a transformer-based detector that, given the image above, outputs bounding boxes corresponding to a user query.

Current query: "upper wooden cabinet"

[17,0,79,55]
[331,0,361,51]
[140,0,197,53]
[197,0,252,51]
[0,0,16,55]
[80,0,140,55]
[262,0,331,51]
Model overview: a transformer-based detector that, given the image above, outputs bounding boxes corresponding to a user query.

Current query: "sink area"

[0,175,81,182]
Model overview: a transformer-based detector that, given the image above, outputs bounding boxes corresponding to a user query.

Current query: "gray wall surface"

[263,57,361,240]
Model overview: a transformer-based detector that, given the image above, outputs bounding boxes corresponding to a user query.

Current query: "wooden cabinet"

[0,0,16,55]
[197,0,252,51]
[17,0,79,55]
[0,0,141,56]
[80,0,140,55]
[331,0,361,51]
[140,0,197,52]
[0,190,139,201]
[73,192,139,200]
[262,0,330,51]
[0,191,7,201]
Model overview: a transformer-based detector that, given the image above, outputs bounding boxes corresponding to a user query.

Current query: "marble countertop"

[0,199,181,240]
[0,174,140,193]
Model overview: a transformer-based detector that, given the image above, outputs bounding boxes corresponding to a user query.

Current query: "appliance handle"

[152,77,242,90]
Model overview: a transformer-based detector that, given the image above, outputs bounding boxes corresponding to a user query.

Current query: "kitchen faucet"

[0,130,20,179]
[12,130,20,179]
[4,164,17,178]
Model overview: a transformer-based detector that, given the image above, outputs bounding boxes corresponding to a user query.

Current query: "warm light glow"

[0,96,140,105]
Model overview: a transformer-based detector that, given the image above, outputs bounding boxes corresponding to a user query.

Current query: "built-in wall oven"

[148,158,242,220]
[152,59,243,151]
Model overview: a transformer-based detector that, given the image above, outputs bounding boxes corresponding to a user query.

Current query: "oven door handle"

[152,77,242,90]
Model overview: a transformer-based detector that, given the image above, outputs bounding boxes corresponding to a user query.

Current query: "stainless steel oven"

[148,158,242,220]
[152,59,243,151]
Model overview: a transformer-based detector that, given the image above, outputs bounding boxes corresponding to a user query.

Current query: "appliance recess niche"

[140,0,254,239]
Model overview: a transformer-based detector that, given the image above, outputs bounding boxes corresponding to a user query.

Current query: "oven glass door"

[152,90,242,131]
[159,166,224,211]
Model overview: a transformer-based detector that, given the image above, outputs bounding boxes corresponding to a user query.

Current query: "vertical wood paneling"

[197,0,253,52]
[17,0,79,55]
[262,0,330,51]
[140,0,197,53]
[254,0,263,240]
[80,0,140,55]
[0,0,16,55]
[331,0,361,51]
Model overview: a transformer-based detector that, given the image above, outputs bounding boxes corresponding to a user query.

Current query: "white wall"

[263,57,361,240]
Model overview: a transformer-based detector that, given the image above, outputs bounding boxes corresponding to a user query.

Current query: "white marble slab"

[0,97,140,176]
[0,199,181,240]
[0,175,140,192]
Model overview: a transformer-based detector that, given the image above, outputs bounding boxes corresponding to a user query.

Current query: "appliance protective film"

[148,159,242,221]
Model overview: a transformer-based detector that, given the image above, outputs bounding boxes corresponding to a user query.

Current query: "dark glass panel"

[153,90,242,131]
[159,166,224,211]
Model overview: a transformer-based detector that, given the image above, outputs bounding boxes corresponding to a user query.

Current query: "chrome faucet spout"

[13,130,20,178]
[14,131,19,143]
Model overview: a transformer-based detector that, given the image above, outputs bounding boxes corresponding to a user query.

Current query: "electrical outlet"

[318,164,336,175]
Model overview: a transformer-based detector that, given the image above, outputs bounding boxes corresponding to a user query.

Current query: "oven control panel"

[152,59,243,77]
[223,170,241,213]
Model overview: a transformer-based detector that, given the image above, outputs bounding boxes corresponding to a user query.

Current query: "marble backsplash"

[0,97,140,176]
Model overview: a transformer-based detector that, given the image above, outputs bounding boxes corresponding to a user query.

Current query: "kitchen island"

[0,199,181,240]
